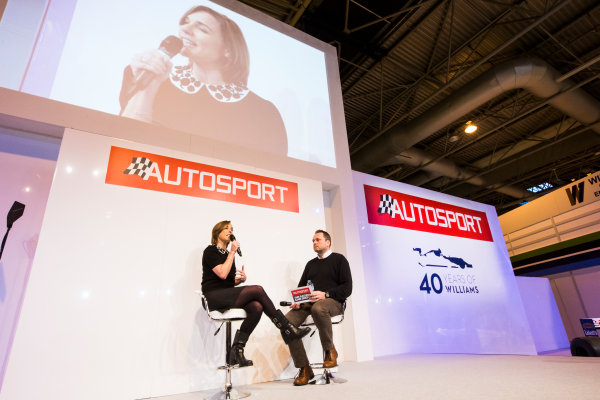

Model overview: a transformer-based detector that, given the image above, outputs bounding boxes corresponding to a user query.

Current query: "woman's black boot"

[271,310,311,344]
[229,330,253,367]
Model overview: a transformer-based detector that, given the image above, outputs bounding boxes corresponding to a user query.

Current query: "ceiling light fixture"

[465,121,478,134]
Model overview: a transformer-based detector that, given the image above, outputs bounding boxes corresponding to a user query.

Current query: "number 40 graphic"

[420,273,443,294]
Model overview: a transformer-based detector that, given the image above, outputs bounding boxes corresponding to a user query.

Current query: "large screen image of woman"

[0,0,336,167]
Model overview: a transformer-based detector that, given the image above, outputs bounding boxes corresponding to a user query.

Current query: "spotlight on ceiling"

[465,121,478,134]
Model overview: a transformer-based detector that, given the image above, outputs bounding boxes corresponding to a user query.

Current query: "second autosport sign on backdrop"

[353,171,536,357]
[363,183,491,297]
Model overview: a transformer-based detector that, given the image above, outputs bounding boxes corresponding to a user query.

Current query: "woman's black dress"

[202,244,244,310]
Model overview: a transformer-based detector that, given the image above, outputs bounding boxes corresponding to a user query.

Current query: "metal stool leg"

[309,366,347,385]
[299,303,347,385]
[208,321,250,400]
[325,368,347,384]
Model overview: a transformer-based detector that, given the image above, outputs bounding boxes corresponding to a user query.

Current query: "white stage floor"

[154,351,600,400]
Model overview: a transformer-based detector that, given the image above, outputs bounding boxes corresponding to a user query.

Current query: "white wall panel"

[0,152,55,390]
[0,130,327,399]
[553,201,600,223]
[353,171,536,357]
[508,219,554,240]
[572,266,600,318]
[546,266,600,341]
[515,276,569,353]
[550,275,587,340]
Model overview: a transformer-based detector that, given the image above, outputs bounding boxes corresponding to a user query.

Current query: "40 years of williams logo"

[412,247,480,295]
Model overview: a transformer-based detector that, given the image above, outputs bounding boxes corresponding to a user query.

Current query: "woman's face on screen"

[179,11,226,68]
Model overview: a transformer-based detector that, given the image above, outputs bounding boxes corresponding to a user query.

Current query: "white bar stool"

[301,303,347,385]
[196,290,250,400]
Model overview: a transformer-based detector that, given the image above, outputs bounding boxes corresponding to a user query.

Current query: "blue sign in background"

[580,319,599,337]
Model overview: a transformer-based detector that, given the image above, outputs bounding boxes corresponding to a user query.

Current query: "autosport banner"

[105,146,299,212]
[355,173,536,357]
[364,184,492,241]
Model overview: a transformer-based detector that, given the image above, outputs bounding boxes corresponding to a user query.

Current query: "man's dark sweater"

[297,252,352,303]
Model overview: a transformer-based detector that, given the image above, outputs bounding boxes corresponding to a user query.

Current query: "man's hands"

[309,290,326,301]
[290,291,327,307]
[289,290,328,308]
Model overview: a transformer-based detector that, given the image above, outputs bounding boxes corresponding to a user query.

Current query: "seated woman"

[202,220,309,367]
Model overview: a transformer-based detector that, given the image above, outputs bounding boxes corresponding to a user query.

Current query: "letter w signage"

[363,185,493,242]
[565,182,585,206]
[105,146,299,213]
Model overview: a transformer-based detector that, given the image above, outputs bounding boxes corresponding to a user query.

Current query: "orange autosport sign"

[364,184,493,242]
[105,146,299,213]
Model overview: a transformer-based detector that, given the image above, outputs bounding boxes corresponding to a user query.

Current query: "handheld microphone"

[127,35,183,98]
[280,301,292,307]
[229,234,242,257]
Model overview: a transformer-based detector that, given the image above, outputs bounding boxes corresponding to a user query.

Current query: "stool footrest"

[218,364,252,370]
[308,362,338,370]
[308,366,347,385]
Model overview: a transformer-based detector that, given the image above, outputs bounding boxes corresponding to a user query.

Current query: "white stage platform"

[153,352,599,400]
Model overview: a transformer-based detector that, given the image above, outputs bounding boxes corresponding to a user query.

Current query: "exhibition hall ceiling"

[240,0,600,214]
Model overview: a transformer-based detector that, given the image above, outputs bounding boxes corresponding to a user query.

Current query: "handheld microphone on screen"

[229,234,243,257]
[280,301,292,307]
[127,35,183,98]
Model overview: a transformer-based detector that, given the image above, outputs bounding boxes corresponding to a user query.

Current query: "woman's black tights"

[230,285,278,335]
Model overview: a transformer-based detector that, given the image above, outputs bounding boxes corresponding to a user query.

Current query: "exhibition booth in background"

[0,0,571,399]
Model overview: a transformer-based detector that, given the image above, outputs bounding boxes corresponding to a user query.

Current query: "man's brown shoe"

[293,366,314,386]
[323,345,338,368]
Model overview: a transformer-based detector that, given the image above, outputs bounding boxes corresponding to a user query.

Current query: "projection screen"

[0,0,336,167]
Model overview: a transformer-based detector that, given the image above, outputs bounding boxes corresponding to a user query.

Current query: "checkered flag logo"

[377,194,395,216]
[123,157,154,179]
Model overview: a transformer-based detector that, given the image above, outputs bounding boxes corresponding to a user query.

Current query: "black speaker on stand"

[570,337,600,357]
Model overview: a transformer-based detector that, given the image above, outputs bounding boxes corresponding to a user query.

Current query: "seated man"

[285,230,352,386]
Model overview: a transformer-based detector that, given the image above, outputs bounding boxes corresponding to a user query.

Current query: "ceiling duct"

[389,147,531,198]
[352,57,600,174]
[403,119,579,188]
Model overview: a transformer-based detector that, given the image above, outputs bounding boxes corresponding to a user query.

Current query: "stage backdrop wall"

[352,171,536,356]
[0,0,374,394]
[0,152,55,390]
[0,129,331,400]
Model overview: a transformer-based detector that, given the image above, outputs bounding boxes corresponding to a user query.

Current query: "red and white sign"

[105,146,299,212]
[364,184,493,242]
[290,286,312,303]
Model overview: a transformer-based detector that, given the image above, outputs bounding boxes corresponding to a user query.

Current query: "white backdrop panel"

[1,130,326,400]
[0,153,55,391]
[515,276,569,353]
[352,171,536,356]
